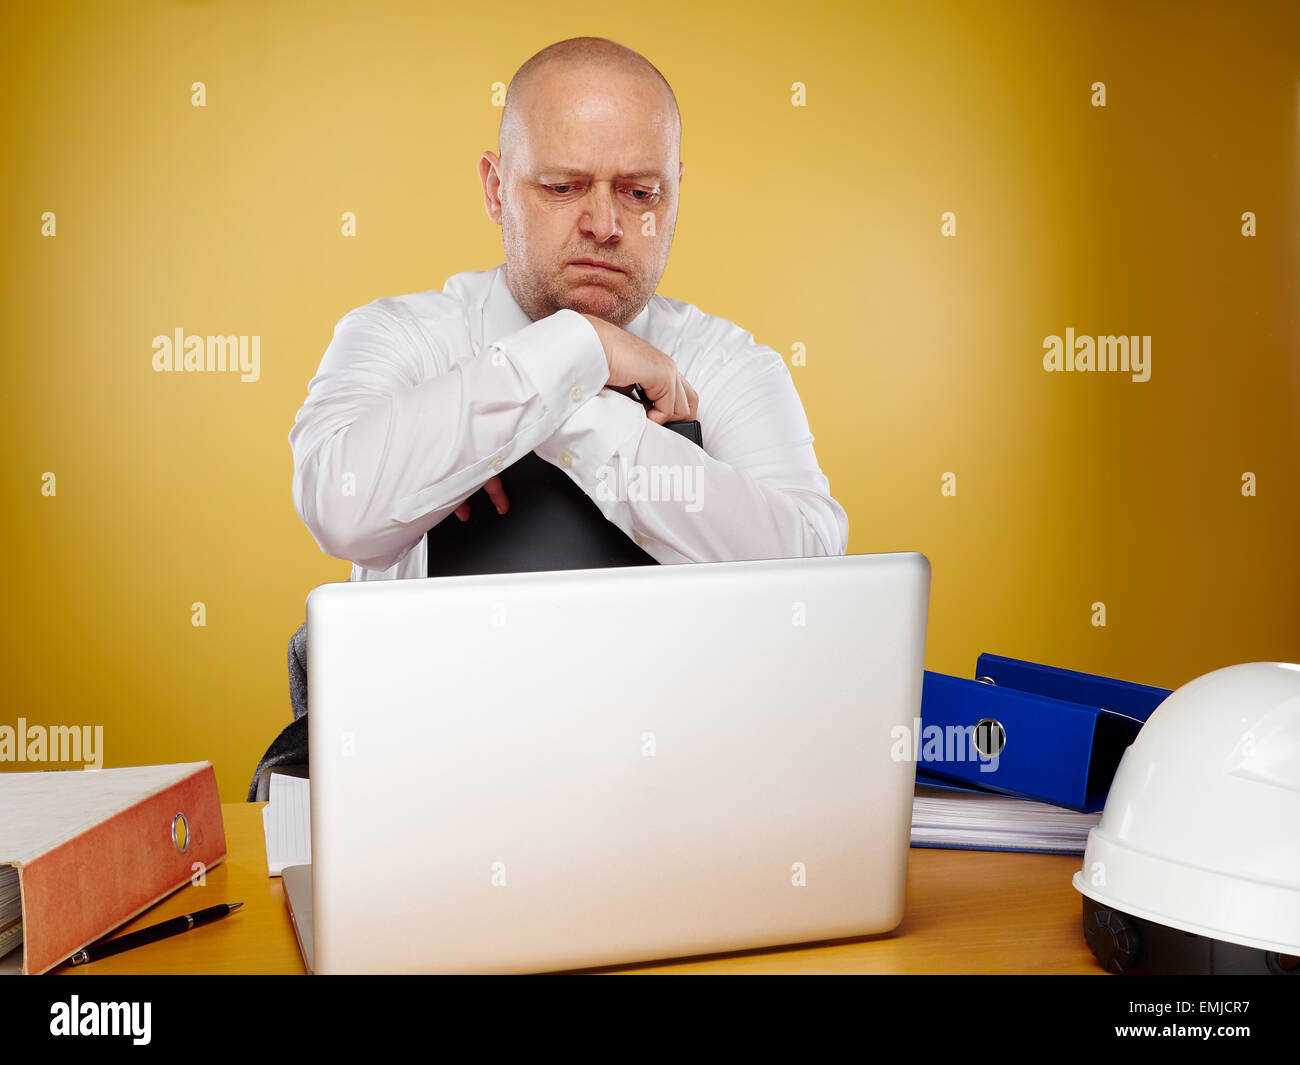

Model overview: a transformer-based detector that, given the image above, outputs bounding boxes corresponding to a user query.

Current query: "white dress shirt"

[289,264,849,580]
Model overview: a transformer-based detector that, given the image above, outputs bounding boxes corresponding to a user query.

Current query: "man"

[251,36,850,797]
[289,35,848,579]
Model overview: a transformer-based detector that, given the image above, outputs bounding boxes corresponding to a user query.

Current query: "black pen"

[67,902,243,965]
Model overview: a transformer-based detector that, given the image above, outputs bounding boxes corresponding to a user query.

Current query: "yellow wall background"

[2,0,1297,802]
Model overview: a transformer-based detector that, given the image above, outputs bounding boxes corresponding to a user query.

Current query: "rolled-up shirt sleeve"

[534,336,849,562]
[289,302,610,571]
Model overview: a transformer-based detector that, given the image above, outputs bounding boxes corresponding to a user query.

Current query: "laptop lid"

[304,552,930,973]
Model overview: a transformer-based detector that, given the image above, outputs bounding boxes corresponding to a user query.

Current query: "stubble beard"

[501,208,661,328]
[504,254,647,328]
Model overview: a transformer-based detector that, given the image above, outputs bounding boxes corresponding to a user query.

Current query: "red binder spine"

[18,765,226,974]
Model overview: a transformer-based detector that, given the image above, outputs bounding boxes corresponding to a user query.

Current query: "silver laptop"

[285,552,930,973]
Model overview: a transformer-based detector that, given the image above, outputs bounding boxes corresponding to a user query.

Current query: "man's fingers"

[665,375,686,423]
[453,475,509,521]
[483,474,509,515]
[673,374,693,421]
[647,374,695,425]
[647,380,677,424]
[597,324,697,424]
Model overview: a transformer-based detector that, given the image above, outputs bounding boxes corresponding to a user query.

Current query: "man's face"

[480,64,683,327]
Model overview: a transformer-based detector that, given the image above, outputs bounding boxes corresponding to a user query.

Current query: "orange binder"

[0,762,226,974]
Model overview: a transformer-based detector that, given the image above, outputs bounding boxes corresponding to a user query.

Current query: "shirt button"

[569,385,584,402]
[491,457,504,472]
[633,531,646,546]
[558,451,573,469]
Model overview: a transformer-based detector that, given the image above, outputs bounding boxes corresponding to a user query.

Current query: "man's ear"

[679,161,685,186]
[479,151,504,225]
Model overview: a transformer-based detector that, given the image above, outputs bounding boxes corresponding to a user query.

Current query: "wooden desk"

[57,803,1103,975]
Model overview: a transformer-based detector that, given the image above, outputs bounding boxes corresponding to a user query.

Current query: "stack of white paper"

[0,866,21,961]
[261,773,312,876]
[911,785,1101,854]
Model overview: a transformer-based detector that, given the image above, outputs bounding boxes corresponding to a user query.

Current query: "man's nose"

[580,182,622,242]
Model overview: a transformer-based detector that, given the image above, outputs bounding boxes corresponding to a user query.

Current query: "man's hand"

[580,313,699,425]
[455,317,697,522]
[454,475,508,521]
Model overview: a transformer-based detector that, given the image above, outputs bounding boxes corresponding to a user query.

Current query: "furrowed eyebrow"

[540,168,664,182]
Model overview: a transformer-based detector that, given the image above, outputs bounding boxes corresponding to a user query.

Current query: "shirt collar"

[482,263,653,348]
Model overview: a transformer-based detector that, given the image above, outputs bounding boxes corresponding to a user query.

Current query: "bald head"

[498,37,681,178]
[480,37,685,326]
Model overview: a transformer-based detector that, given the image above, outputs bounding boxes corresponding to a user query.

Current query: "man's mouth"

[568,259,624,273]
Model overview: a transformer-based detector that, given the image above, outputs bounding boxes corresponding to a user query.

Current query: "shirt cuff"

[535,387,649,490]
[490,308,610,423]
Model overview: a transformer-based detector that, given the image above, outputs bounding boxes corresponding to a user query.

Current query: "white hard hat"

[1073,661,1300,974]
